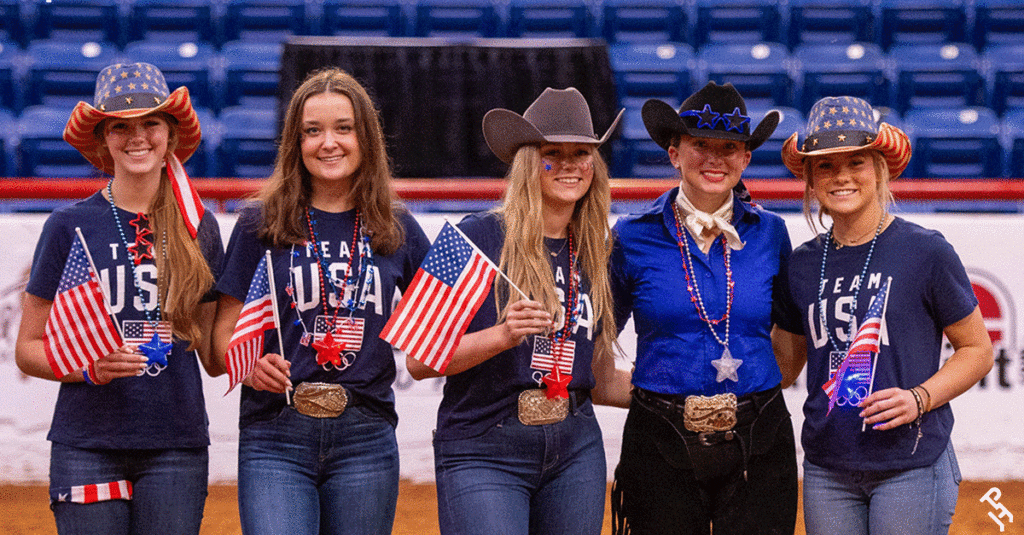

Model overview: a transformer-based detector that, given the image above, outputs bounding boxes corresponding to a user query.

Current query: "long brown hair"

[97,113,216,349]
[257,67,405,255]
[494,145,617,362]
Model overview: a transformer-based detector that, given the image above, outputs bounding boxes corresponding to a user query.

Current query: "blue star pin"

[140,332,172,367]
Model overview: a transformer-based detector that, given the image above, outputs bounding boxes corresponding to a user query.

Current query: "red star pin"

[313,331,346,367]
[542,365,572,400]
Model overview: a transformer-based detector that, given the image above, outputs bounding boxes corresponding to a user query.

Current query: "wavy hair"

[257,67,405,255]
[494,145,617,361]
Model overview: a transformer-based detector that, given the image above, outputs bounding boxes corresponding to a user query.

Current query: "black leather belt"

[634,384,781,432]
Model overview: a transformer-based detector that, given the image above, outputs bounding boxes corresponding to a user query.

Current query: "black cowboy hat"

[641,81,779,151]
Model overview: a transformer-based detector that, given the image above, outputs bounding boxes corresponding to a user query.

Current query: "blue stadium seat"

[879,0,967,51]
[698,42,795,109]
[787,0,876,49]
[613,105,673,179]
[0,106,13,176]
[903,106,1002,178]
[0,39,17,112]
[891,43,985,115]
[974,0,1024,51]
[601,0,688,44]
[414,0,500,38]
[26,40,120,109]
[987,44,1024,116]
[217,106,278,178]
[223,0,309,44]
[1,0,25,47]
[507,0,594,39]
[122,41,218,111]
[745,107,804,179]
[17,105,96,178]
[128,0,218,47]
[185,107,216,178]
[694,0,782,50]
[1002,108,1024,178]
[325,0,406,38]
[221,40,282,111]
[32,0,125,48]
[609,42,694,110]
[795,42,890,113]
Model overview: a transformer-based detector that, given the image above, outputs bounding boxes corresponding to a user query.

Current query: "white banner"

[1,211,1021,483]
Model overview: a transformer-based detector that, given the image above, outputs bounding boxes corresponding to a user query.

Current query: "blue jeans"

[237,404,399,535]
[49,442,209,535]
[434,398,606,535]
[802,440,961,535]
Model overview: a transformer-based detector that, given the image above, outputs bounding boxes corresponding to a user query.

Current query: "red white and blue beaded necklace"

[540,233,579,399]
[671,200,742,383]
[107,179,173,374]
[286,207,374,371]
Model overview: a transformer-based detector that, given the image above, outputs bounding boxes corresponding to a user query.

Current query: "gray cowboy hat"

[483,87,624,164]
[642,81,779,151]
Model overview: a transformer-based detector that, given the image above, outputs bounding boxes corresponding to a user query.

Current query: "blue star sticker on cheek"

[139,332,172,367]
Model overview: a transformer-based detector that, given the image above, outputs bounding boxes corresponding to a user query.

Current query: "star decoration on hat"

[722,107,751,133]
[543,365,571,399]
[313,331,346,367]
[695,104,722,129]
[711,348,743,383]
[140,332,172,367]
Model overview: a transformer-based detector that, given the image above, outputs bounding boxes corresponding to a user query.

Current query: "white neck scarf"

[675,188,745,252]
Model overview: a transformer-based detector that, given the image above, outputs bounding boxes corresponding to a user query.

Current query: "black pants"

[612,387,798,535]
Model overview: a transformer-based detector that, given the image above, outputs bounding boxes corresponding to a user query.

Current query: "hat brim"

[781,122,912,181]
[63,86,202,176]
[483,107,624,165]
[641,99,779,152]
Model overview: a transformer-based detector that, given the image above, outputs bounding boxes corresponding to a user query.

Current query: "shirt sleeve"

[216,206,266,303]
[610,227,633,335]
[198,211,225,303]
[771,220,804,335]
[926,233,978,328]
[398,210,431,293]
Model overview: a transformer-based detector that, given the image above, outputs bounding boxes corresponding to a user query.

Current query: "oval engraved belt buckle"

[518,389,569,426]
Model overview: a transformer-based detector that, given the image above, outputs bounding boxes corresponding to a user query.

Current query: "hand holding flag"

[44,229,123,379]
[823,278,891,416]
[224,252,281,393]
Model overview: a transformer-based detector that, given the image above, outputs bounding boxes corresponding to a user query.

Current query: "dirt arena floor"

[1,480,1020,534]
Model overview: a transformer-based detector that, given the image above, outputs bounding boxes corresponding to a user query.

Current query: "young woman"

[211,68,430,535]
[16,62,224,534]
[405,87,627,535]
[777,96,993,534]
[609,81,801,535]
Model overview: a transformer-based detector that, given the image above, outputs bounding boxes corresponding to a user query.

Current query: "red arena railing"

[4,178,1024,204]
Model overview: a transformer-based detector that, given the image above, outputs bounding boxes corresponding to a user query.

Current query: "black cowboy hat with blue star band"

[642,81,779,152]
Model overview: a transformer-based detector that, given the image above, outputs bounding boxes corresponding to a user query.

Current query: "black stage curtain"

[280,37,619,178]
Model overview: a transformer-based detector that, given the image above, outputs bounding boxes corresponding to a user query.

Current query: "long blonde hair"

[802,149,895,235]
[494,145,617,360]
[258,67,405,255]
[97,114,215,349]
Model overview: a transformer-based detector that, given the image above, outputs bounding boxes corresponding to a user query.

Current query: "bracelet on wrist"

[916,384,932,413]
[83,363,97,386]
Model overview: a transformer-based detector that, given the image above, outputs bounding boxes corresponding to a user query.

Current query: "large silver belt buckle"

[683,393,738,433]
[293,382,348,418]
[518,389,569,426]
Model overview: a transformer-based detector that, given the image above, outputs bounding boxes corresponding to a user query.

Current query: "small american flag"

[225,254,277,392]
[313,316,364,352]
[44,233,123,379]
[823,278,890,415]
[51,480,132,504]
[530,335,575,375]
[122,320,172,345]
[380,221,498,373]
